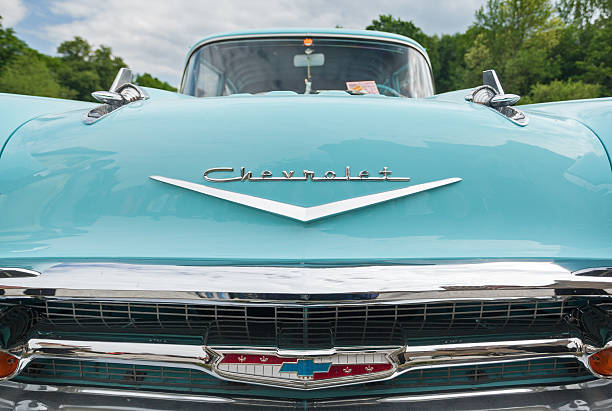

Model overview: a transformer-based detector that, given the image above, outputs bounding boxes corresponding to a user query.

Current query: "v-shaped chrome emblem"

[150,175,461,222]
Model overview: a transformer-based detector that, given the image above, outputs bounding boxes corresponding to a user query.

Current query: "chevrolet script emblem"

[202,166,411,182]
[150,166,461,222]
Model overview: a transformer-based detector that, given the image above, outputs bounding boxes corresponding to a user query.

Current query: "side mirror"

[465,70,528,126]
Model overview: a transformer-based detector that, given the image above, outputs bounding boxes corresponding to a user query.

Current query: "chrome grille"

[14,299,583,347]
[16,357,593,399]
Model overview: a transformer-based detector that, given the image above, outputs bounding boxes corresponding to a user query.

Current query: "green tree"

[366,15,479,93]
[0,18,178,100]
[367,15,441,89]
[0,50,73,98]
[54,37,128,101]
[556,0,612,95]
[520,79,601,103]
[466,0,564,95]
[54,37,100,100]
[436,29,480,92]
[135,73,177,91]
[0,16,27,73]
[57,36,91,61]
[367,15,431,48]
[558,0,611,25]
[91,45,127,90]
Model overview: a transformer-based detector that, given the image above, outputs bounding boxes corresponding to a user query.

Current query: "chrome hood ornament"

[465,69,528,126]
[150,169,461,222]
[84,68,149,125]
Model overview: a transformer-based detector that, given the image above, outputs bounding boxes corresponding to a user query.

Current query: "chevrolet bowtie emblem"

[150,166,461,222]
[279,359,332,379]
[212,350,398,389]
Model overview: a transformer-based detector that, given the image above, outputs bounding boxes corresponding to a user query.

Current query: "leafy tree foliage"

[0,17,72,98]
[0,17,176,100]
[466,0,564,94]
[435,30,479,92]
[52,37,128,101]
[135,73,177,91]
[521,79,601,103]
[367,15,441,90]
[558,0,611,25]
[366,15,435,64]
[0,50,70,98]
[0,16,27,73]
[368,0,610,102]
[555,0,612,95]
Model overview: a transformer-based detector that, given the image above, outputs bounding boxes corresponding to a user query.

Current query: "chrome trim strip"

[4,337,600,390]
[574,267,612,277]
[180,32,434,94]
[150,175,461,222]
[396,338,585,371]
[0,268,39,278]
[18,339,211,371]
[0,262,611,304]
[0,380,235,404]
[381,388,538,403]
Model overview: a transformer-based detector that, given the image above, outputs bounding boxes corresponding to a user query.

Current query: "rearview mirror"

[293,53,325,67]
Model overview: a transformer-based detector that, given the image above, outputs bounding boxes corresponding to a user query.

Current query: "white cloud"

[1,0,28,27]
[38,0,486,86]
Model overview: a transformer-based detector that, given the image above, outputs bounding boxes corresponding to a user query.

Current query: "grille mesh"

[16,299,581,347]
[7,298,600,398]
[15,357,593,399]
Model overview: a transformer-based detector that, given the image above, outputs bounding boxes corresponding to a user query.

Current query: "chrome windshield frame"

[179,32,435,95]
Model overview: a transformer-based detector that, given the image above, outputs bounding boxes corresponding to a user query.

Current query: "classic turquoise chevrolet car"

[0,28,611,409]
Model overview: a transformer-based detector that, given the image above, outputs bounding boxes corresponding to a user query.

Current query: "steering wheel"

[376,84,402,97]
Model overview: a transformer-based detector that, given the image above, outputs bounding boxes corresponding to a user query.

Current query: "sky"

[1,0,487,87]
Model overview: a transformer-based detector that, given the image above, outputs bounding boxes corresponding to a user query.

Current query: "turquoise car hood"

[0,91,610,261]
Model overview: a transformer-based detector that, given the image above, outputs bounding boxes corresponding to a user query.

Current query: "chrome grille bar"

[18,356,589,391]
[3,337,598,390]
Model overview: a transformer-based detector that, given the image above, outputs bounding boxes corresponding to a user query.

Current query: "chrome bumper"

[1,261,611,399]
[0,261,610,303]
[1,379,612,409]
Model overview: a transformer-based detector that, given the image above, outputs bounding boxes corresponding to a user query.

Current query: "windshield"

[181,37,434,98]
